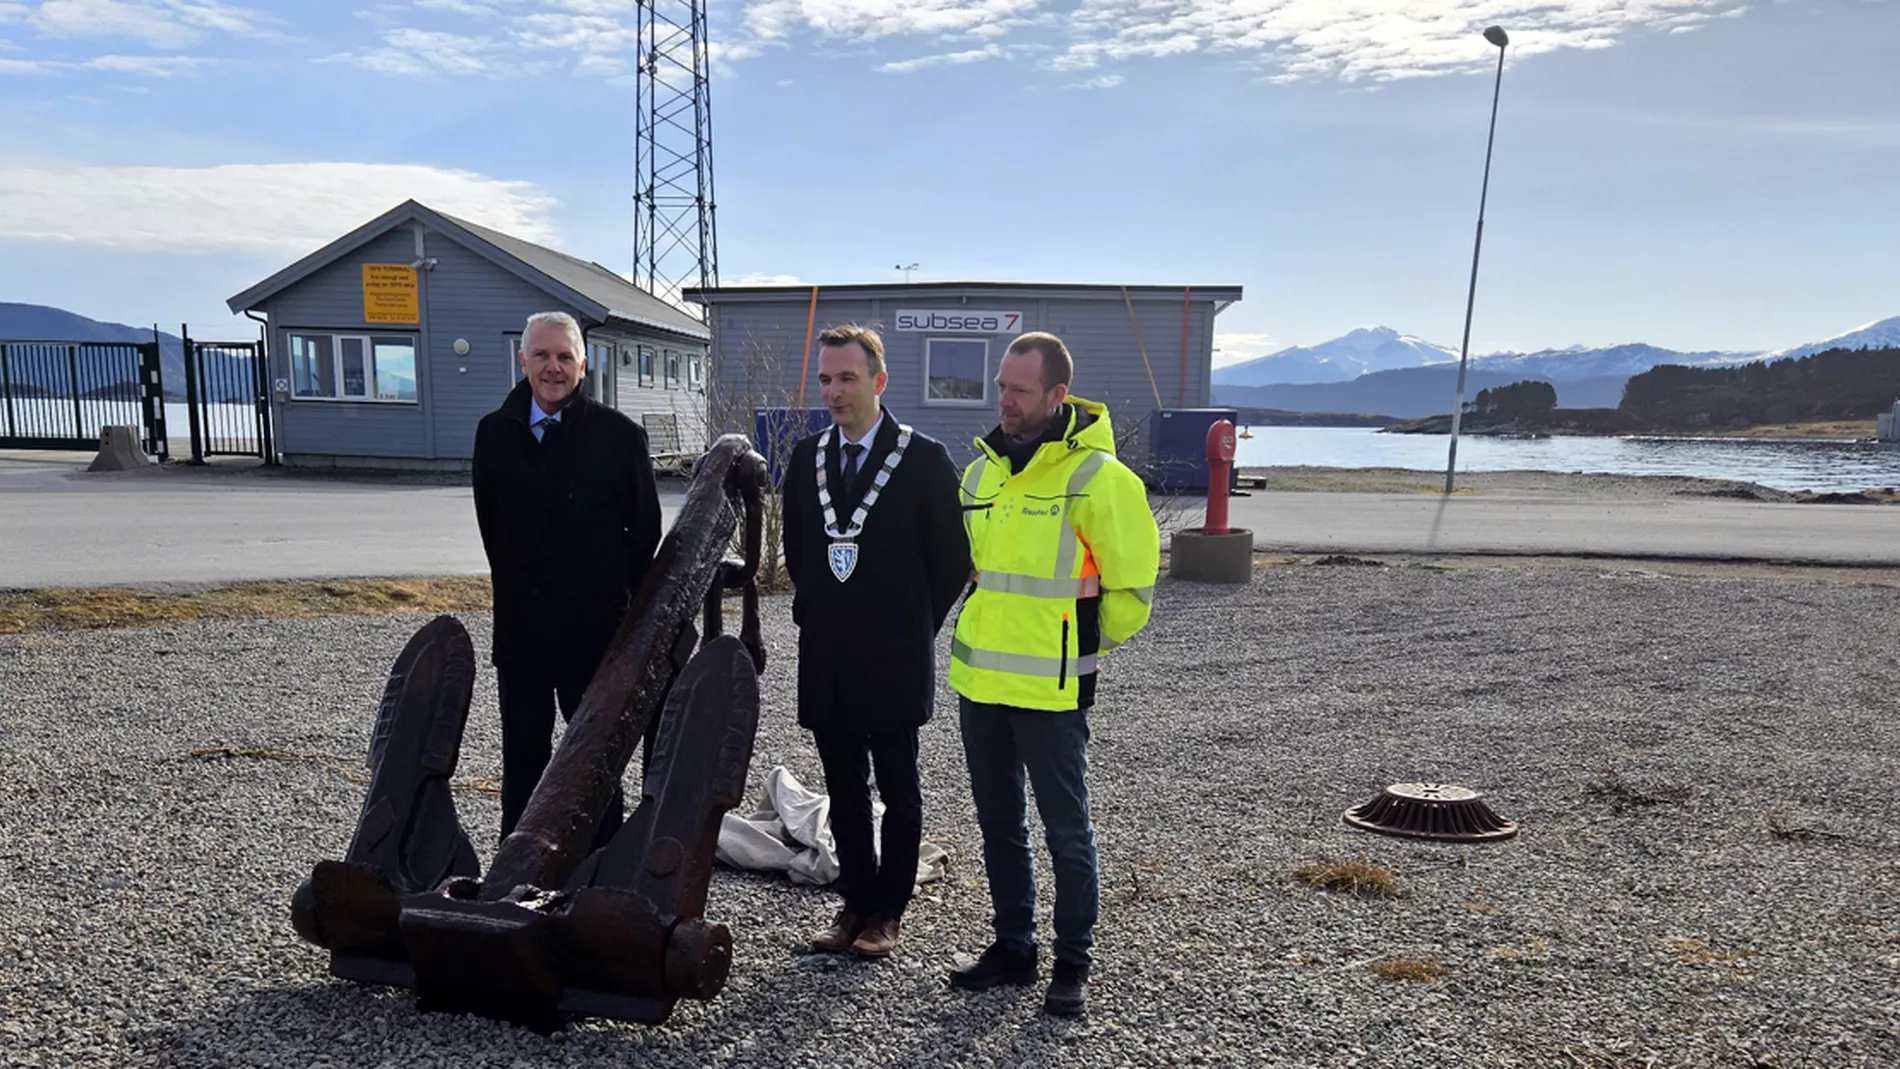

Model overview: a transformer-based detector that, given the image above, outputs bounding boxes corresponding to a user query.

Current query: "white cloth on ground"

[715,765,949,889]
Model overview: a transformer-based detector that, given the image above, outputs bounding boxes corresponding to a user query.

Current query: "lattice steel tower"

[633,0,719,306]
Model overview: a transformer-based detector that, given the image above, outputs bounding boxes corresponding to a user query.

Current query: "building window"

[288,332,418,402]
[924,338,989,406]
[585,341,613,404]
[638,346,656,386]
[688,351,704,392]
[664,350,681,389]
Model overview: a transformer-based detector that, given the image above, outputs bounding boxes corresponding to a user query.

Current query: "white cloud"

[878,43,1005,72]
[334,0,1764,84]
[0,49,211,74]
[81,51,213,74]
[0,161,559,253]
[11,0,273,48]
[746,0,1042,41]
[327,26,506,77]
[1061,0,1757,82]
[727,272,806,286]
[1213,331,1276,366]
[1065,72,1119,88]
[411,0,512,14]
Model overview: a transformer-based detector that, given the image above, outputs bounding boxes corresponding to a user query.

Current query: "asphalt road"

[3,451,1897,590]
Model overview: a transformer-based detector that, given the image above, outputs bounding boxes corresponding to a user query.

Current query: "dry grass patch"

[1292,859,1403,899]
[1491,940,1551,963]
[1365,957,1446,983]
[0,577,492,635]
[1727,420,1876,440]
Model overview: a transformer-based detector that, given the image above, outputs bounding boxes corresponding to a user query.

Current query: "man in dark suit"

[472,310,662,850]
[782,324,971,958]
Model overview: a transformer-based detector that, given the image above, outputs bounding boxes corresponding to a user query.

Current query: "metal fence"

[180,329,274,463]
[0,341,168,459]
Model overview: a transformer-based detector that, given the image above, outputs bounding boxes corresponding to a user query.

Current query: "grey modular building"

[227,199,712,470]
[684,281,1244,466]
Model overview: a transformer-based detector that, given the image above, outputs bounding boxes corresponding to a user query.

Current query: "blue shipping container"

[754,407,831,486]
[1146,408,1239,492]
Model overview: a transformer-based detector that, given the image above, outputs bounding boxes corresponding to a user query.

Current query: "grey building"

[228,199,711,470]
[684,282,1243,466]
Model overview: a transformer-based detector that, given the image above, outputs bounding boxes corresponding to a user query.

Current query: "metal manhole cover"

[1343,781,1519,842]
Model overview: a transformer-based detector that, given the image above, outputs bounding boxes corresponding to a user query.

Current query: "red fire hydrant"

[1204,419,1236,535]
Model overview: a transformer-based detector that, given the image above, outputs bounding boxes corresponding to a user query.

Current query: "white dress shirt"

[529,398,562,442]
[832,410,884,479]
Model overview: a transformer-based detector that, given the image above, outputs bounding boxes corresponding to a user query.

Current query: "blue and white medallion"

[816,422,914,584]
[827,541,859,582]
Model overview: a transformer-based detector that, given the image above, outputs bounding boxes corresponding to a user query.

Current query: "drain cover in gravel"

[1343,782,1520,842]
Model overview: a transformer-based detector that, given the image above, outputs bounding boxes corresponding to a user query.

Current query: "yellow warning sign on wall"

[362,264,420,325]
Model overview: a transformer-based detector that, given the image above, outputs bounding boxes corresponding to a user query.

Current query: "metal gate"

[180,328,275,464]
[0,340,169,459]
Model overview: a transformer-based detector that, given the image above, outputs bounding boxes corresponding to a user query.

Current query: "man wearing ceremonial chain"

[781,324,972,958]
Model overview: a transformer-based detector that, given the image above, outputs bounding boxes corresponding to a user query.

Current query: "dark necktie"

[843,442,865,482]
[536,416,557,443]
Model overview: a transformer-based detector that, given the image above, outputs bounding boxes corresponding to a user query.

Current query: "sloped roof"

[227,199,710,341]
[685,280,1243,314]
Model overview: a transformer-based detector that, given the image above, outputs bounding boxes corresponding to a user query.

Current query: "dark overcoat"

[472,378,662,677]
[782,411,972,736]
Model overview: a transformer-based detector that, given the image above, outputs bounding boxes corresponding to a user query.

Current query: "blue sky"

[0,0,1894,366]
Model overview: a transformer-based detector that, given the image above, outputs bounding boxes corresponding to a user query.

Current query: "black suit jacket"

[782,412,971,736]
[472,379,662,677]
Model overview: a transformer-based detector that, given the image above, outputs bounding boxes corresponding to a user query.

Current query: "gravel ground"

[4,562,1899,1068]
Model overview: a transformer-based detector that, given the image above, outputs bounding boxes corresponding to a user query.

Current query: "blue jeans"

[958,696,1099,968]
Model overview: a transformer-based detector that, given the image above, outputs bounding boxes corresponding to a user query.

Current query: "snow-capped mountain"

[1759,316,1900,361]
[1214,314,1898,392]
[1212,327,1455,387]
[1467,343,1758,383]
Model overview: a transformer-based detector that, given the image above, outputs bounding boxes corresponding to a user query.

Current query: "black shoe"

[948,941,1039,991]
[1043,960,1088,1017]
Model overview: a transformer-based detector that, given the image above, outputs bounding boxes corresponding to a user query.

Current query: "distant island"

[1233,408,1399,428]
[1386,347,1900,440]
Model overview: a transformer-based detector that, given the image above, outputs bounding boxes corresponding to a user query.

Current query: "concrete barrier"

[87,425,156,473]
[1169,527,1254,584]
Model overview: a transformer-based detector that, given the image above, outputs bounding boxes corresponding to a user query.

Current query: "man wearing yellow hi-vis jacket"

[946,331,1159,1018]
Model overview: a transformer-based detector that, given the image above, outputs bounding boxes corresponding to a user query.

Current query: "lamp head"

[1483,25,1509,48]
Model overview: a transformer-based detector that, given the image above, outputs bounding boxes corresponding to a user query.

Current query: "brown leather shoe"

[851,915,902,958]
[810,910,865,954]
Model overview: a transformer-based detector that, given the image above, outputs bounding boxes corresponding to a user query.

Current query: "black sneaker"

[1043,960,1088,1017]
[948,941,1039,991]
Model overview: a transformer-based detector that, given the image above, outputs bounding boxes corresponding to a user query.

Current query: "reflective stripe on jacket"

[949,396,1160,711]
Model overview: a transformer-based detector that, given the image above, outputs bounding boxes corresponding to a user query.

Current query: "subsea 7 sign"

[893,309,1023,334]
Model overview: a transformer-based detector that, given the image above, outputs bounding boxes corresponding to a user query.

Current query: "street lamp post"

[1444,25,1511,495]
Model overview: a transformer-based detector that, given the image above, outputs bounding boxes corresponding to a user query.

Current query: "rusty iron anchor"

[291,434,770,1031]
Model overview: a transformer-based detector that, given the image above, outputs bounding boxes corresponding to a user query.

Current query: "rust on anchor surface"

[290,434,770,1031]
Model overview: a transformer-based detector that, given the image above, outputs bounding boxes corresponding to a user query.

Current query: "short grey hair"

[522,311,586,361]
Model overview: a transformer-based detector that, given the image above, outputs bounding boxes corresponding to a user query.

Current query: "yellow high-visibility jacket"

[950,397,1160,711]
